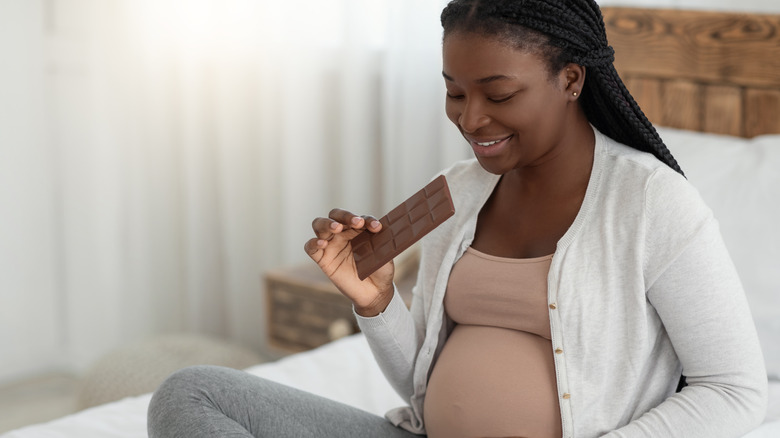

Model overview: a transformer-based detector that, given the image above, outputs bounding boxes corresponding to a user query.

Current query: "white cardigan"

[356,128,768,437]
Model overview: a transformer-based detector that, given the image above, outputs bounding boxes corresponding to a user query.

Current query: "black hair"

[441,0,684,175]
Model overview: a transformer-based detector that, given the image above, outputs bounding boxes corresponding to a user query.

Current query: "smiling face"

[443,31,584,176]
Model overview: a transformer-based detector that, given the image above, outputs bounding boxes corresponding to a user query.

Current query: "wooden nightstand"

[265,249,418,352]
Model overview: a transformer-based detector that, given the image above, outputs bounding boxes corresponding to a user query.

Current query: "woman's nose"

[458,100,490,133]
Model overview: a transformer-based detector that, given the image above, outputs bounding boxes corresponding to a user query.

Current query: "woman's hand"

[304,208,395,317]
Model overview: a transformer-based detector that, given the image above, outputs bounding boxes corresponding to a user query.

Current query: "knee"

[147,365,222,437]
[150,365,214,404]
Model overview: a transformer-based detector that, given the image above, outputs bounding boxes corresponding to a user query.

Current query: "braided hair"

[441,0,684,175]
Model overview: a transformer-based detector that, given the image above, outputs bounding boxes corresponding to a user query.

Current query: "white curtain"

[0,0,469,378]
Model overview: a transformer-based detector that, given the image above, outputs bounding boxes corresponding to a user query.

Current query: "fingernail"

[371,220,381,228]
[330,222,340,230]
[351,217,363,226]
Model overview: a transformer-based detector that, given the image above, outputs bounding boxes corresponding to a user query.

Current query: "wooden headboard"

[602,7,780,138]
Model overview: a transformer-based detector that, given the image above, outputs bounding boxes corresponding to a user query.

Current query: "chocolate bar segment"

[351,175,455,281]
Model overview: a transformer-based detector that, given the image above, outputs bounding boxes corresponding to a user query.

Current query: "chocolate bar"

[351,175,455,280]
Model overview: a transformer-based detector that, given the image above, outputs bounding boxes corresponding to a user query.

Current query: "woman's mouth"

[468,135,513,157]
[475,139,503,146]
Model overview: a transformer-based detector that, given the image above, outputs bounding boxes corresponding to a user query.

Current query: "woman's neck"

[504,113,595,199]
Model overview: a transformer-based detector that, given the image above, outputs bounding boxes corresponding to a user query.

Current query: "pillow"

[656,127,780,380]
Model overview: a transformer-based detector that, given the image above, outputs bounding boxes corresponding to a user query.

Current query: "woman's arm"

[355,283,424,402]
[305,206,429,403]
[606,170,768,437]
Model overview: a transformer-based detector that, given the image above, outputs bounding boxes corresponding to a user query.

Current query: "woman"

[148,1,767,437]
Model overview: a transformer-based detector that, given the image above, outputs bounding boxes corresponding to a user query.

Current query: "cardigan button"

[555,348,563,354]
[562,393,571,399]
[549,303,557,309]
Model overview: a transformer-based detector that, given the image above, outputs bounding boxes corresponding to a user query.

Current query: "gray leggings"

[147,365,421,438]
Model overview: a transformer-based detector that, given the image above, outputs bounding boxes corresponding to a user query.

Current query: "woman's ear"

[563,63,586,100]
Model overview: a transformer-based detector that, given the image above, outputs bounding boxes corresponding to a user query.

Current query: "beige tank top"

[423,247,562,438]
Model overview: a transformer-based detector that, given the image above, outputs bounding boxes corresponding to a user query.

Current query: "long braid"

[441,0,684,175]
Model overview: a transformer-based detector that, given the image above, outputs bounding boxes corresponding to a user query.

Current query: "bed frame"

[602,7,780,138]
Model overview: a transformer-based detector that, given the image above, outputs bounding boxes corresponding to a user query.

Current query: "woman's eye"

[446,92,464,100]
[487,93,516,103]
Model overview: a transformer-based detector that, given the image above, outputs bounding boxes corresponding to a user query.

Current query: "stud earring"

[573,92,578,97]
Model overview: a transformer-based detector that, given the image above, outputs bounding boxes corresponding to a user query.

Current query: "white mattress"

[3,334,779,437]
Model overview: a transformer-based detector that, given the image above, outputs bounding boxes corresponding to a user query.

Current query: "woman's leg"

[147,365,418,438]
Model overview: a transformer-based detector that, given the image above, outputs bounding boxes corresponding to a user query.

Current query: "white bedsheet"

[3,334,779,437]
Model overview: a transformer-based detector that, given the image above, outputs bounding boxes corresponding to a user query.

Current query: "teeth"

[476,139,502,146]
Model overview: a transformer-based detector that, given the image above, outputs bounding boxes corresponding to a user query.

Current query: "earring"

[573,92,579,97]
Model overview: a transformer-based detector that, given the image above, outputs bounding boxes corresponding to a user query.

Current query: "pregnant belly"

[423,324,562,438]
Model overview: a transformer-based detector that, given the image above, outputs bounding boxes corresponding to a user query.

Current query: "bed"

[4,7,780,437]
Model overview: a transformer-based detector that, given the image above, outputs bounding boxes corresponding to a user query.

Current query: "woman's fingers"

[306,210,385,262]
[328,208,367,230]
[360,215,383,233]
[311,209,383,240]
[328,209,382,231]
[303,237,326,258]
[311,217,343,240]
